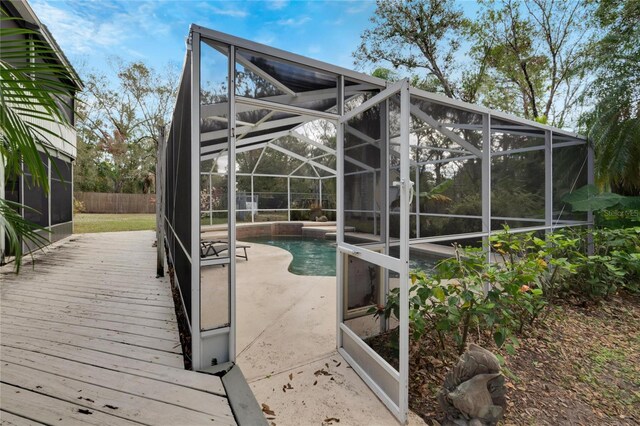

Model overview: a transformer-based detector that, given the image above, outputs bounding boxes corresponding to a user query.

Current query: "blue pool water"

[245,236,442,277]
[246,236,337,276]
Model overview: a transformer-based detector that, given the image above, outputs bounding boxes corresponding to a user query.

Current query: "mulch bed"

[368,293,640,425]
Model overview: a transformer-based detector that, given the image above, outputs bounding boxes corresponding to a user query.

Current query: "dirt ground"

[372,293,640,425]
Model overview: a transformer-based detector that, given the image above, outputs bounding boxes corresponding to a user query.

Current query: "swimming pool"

[244,236,442,277]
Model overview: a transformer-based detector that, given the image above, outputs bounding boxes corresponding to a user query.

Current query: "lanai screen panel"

[343,95,383,239]
[23,152,49,227]
[552,134,589,224]
[200,39,233,335]
[490,117,546,230]
[235,47,339,112]
[409,95,484,239]
[50,156,72,225]
[165,51,193,324]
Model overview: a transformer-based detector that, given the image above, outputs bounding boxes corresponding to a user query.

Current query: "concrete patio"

[234,241,426,425]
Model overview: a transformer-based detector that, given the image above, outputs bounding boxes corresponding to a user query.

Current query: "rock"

[449,373,501,419]
[438,345,506,426]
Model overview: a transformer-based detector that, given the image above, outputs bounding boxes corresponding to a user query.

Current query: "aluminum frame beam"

[201,114,315,142]
[338,79,406,123]
[408,104,482,157]
[291,131,373,172]
[267,142,336,175]
[201,83,373,119]
[236,96,339,121]
[409,86,585,140]
[201,129,291,155]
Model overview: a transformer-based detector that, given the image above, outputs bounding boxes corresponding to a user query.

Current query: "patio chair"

[200,239,250,261]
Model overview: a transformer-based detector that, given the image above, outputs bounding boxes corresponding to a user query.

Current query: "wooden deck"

[0,231,237,425]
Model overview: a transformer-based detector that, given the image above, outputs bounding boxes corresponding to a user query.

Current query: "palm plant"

[1,14,77,271]
[419,178,454,204]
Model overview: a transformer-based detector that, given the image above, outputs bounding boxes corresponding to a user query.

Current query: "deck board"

[0,231,236,425]
[0,410,46,426]
[0,300,178,331]
[1,293,177,321]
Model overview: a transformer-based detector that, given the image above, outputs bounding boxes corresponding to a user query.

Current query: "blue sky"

[31,0,383,78]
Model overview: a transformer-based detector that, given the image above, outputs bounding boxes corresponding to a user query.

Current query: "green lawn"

[74,213,156,234]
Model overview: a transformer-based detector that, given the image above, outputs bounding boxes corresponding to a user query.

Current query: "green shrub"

[375,226,640,358]
[377,237,545,356]
[565,227,640,297]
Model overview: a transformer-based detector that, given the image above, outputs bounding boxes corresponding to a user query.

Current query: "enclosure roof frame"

[192,24,388,89]
[192,24,587,146]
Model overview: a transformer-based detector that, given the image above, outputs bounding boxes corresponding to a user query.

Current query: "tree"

[473,0,592,126]
[76,60,177,193]
[355,0,592,127]
[355,0,489,103]
[1,14,76,270]
[580,0,640,195]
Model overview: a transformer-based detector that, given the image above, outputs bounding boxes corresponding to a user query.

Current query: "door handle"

[392,180,415,205]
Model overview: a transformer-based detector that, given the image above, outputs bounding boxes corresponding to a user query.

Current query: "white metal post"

[380,98,390,336]
[398,81,410,425]
[287,177,291,221]
[481,113,491,268]
[156,127,165,277]
[48,156,52,241]
[372,171,377,236]
[587,139,595,254]
[319,178,323,213]
[382,100,389,250]
[251,175,254,222]
[336,75,344,350]
[209,174,213,226]
[415,165,419,238]
[189,30,202,370]
[228,44,238,362]
[587,141,595,226]
[545,131,552,232]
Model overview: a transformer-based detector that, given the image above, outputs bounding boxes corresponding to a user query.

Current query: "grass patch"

[74,213,156,233]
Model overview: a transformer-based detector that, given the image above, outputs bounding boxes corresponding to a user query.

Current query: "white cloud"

[277,16,311,27]
[326,18,345,26]
[266,0,289,10]
[30,0,173,57]
[308,45,321,54]
[30,1,128,54]
[132,2,172,36]
[253,33,277,45]
[345,4,368,15]
[345,2,370,14]
[201,4,248,18]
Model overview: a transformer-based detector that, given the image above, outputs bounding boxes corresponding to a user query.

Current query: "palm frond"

[0,199,49,273]
[1,15,78,271]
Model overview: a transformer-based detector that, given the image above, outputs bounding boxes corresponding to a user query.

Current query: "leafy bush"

[375,225,640,358]
[562,184,640,228]
[565,227,640,297]
[377,237,546,356]
[493,226,640,299]
[73,198,86,214]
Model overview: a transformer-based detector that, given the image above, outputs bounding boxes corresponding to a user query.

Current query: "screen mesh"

[51,156,72,225]
[165,54,193,323]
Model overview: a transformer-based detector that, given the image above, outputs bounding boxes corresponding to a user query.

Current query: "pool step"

[302,224,354,240]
